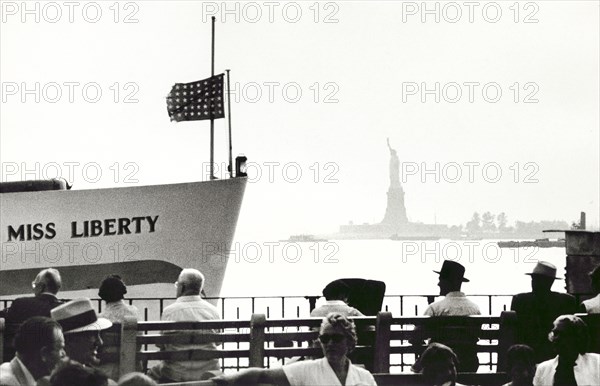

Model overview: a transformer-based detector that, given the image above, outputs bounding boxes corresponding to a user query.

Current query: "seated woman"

[213,313,376,386]
[412,343,465,386]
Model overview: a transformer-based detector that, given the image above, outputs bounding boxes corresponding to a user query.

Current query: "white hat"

[51,298,112,334]
[525,261,561,280]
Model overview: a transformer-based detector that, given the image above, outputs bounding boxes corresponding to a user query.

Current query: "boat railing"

[1,293,539,321]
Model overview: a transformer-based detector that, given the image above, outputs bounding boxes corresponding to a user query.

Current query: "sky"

[1,0,599,241]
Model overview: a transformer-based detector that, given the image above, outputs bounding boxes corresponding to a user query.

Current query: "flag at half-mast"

[166,74,225,122]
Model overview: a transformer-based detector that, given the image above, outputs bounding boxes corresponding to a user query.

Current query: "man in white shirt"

[412,261,481,373]
[580,264,600,314]
[148,268,221,382]
[0,317,66,386]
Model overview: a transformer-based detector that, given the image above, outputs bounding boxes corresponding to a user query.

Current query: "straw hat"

[51,298,112,334]
[525,261,560,279]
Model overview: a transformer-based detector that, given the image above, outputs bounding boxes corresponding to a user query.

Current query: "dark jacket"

[4,294,63,324]
[510,291,577,362]
[3,294,64,362]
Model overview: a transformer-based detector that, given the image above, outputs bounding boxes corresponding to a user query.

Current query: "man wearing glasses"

[1,268,64,362]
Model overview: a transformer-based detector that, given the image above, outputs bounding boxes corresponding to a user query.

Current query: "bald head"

[177,269,204,296]
[34,268,62,295]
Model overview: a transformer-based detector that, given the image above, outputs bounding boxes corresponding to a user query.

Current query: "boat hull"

[0,178,246,297]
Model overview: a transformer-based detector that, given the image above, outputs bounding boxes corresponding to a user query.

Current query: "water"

[221,239,568,297]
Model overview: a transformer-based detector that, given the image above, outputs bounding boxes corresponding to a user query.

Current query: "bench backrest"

[373,311,517,373]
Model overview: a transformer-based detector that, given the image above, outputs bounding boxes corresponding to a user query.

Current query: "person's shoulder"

[350,364,376,384]
[0,361,17,385]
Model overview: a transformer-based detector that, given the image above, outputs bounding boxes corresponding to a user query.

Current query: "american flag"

[166,74,225,122]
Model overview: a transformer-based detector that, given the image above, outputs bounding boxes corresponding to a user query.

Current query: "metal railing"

[2,294,516,321]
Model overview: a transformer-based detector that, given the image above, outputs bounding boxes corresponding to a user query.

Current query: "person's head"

[98,274,128,303]
[589,264,600,294]
[526,262,559,293]
[506,345,536,386]
[175,268,204,297]
[14,316,66,379]
[50,360,108,386]
[33,268,62,296]
[434,261,469,296]
[322,280,350,302]
[548,315,589,358]
[51,298,112,366]
[118,372,158,386]
[318,313,357,365]
[414,343,459,386]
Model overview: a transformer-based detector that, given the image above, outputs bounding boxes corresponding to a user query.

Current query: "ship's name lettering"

[5,215,159,241]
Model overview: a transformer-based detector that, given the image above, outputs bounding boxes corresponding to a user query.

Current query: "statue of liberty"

[387,138,400,188]
[381,138,408,226]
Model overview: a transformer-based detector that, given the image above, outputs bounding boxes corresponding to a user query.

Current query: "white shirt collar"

[15,356,36,385]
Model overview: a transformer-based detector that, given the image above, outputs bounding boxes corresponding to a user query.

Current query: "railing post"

[0,317,5,362]
[119,316,138,378]
[374,311,392,373]
[250,313,266,368]
[497,310,517,372]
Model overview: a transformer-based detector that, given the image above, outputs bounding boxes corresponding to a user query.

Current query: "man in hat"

[579,263,600,314]
[424,260,481,317]
[510,261,577,362]
[2,268,64,361]
[0,317,66,386]
[411,260,481,372]
[50,298,113,368]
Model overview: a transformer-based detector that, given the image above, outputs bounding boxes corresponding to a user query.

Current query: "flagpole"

[209,16,216,179]
[226,69,233,178]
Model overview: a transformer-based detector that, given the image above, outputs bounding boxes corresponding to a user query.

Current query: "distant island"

[328,140,578,240]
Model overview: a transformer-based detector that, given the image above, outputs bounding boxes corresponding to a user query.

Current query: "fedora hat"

[433,260,469,282]
[525,261,560,279]
[51,298,112,334]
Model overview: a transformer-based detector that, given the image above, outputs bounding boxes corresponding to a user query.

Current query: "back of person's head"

[14,316,62,359]
[50,361,108,386]
[413,343,459,385]
[507,344,535,369]
[118,372,158,386]
[34,268,62,295]
[506,344,536,386]
[552,315,589,354]
[177,268,204,295]
[98,274,128,302]
[323,280,350,301]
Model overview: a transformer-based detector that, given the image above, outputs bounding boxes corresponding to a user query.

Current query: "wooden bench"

[373,311,517,373]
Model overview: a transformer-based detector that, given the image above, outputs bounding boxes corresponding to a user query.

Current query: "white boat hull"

[0,178,246,298]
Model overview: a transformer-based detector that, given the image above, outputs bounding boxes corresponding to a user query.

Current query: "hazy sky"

[1,1,599,240]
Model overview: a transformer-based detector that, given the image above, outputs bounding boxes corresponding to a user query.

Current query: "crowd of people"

[0,260,599,386]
